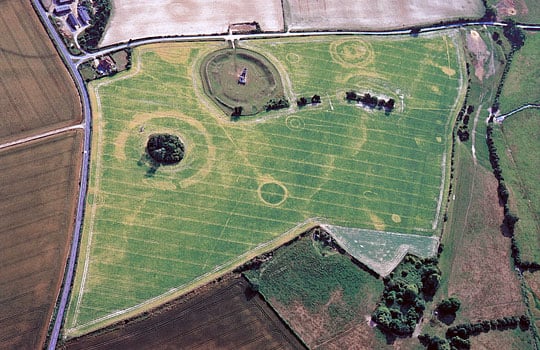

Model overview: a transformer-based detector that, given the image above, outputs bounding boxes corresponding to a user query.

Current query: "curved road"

[28,2,539,348]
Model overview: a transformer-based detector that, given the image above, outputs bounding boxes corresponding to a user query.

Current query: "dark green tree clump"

[78,0,112,52]
[146,134,185,165]
[264,96,289,111]
[372,255,441,336]
[437,297,461,315]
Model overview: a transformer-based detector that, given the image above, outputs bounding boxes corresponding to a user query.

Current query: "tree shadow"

[138,153,160,177]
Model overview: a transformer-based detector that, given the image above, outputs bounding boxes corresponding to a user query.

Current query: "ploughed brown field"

[62,275,305,350]
[0,130,83,349]
[0,0,81,144]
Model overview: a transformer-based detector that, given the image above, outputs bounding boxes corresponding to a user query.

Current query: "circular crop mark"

[391,214,402,223]
[330,39,374,69]
[200,48,284,117]
[258,181,288,206]
[286,116,305,131]
[114,112,215,188]
[286,53,300,63]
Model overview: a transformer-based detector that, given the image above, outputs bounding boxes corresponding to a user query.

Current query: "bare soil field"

[0,130,83,349]
[62,274,304,350]
[100,0,284,47]
[283,0,484,31]
[446,149,525,322]
[0,1,81,144]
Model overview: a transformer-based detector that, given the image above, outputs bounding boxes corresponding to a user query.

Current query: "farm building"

[66,13,78,30]
[53,4,71,16]
[78,7,91,25]
[56,0,74,4]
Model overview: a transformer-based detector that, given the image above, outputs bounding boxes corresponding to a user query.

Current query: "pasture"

[244,234,385,348]
[63,275,303,350]
[0,131,83,349]
[66,34,463,334]
[323,225,439,276]
[0,1,81,143]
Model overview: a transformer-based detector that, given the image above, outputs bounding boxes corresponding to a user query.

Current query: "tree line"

[346,91,395,112]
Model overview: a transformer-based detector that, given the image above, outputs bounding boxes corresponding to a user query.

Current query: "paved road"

[495,103,540,122]
[29,2,92,350]
[26,3,539,348]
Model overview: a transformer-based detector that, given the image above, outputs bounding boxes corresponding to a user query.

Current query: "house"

[78,7,91,25]
[96,57,116,75]
[66,13,78,30]
[53,4,71,16]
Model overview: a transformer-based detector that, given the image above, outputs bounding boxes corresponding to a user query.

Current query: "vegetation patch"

[323,225,439,277]
[244,230,385,348]
[200,48,285,117]
[372,255,440,337]
[146,133,185,165]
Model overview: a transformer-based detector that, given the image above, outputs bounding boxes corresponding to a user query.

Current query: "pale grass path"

[0,123,85,150]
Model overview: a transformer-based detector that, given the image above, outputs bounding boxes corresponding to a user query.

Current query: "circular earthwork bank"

[200,48,284,117]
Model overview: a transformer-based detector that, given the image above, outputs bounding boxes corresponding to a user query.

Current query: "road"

[23,2,539,348]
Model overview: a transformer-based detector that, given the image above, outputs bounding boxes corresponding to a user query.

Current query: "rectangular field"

[66,34,463,334]
[0,130,83,349]
[100,0,284,46]
[283,0,484,31]
[0,1,81,143]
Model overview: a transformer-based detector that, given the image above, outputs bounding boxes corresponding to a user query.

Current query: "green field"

[244,234,385,348]
[495,31,540,263]
[498,33,540,111]
[323,224,439,276]
[66,34,463,334]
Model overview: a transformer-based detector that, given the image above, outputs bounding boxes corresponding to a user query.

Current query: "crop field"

[323,224,439,276]
[63,274,304,349]
[283,0,484,31]
[0,131,83,349]
[244,234,385,348]
[0,0,81,143]
[100,0,284,47]
[66,34,463,334]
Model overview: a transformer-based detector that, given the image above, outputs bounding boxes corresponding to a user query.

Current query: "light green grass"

[499,32,540,111]
[66,34,463,333]
[493,110,540,262]
[323,224,439,276]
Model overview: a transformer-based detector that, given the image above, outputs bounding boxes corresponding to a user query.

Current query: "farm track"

[21,0,540,347]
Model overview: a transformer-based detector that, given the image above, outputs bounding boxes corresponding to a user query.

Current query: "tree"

[385,98,395,111]
[297,97,308,107]
[311,94,321,104]
[146,133,185,165]
[437,297,461,315]
[503,19,526,50]
[346,90,357,101]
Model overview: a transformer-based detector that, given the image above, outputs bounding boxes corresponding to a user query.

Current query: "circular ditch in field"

[363,190,377,199]
[258,181,288,206]
[286,53,300,63]
[391,214,401,223]
[285,116,305,130]
[330,38,374,69]
[200,48,284,117]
